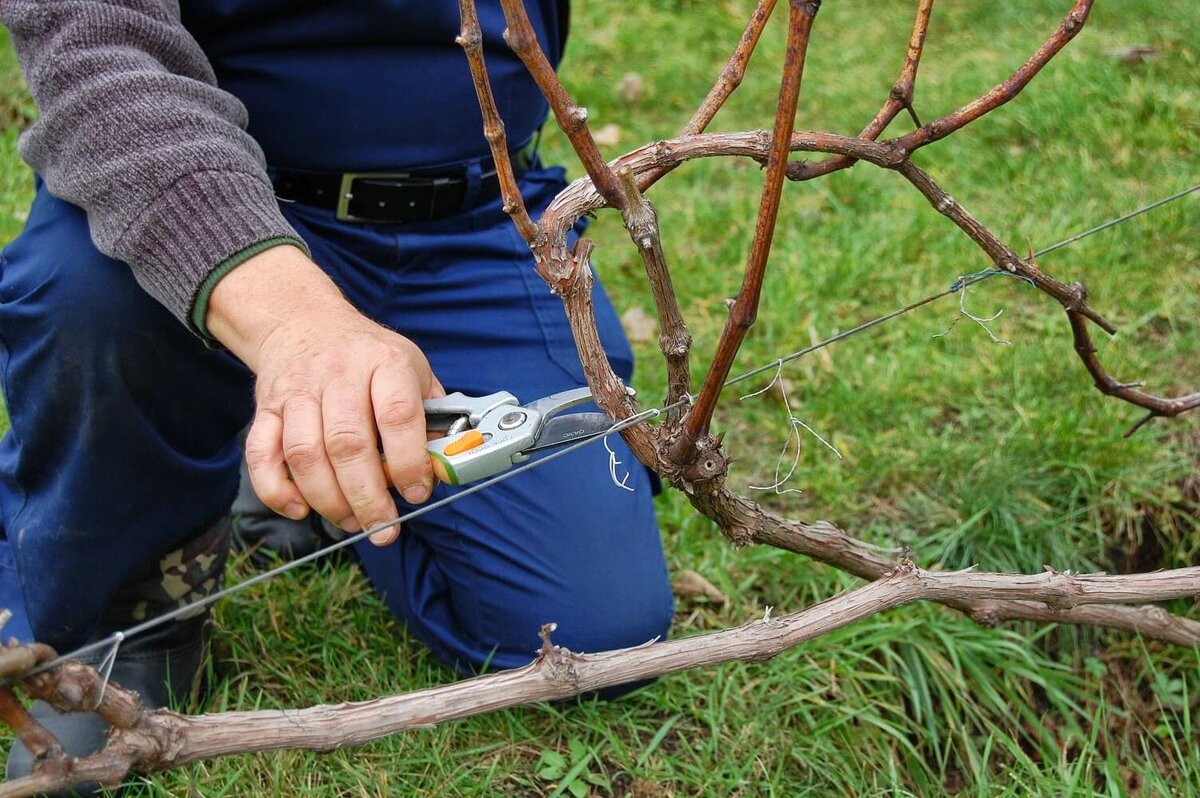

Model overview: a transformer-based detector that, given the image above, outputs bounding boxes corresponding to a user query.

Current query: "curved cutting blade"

[523,412,616,454]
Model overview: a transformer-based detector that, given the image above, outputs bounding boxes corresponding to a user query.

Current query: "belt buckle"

[336,171,411,222]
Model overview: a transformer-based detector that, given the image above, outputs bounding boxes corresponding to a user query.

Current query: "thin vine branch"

[618,167,693,424]
[893,0,1093,154]
[1068,310,1200,432]
[787,0,1091,184]
[681,0,781,137]
[456,0,537,243]
[0,689,60,765]
[789,0,933,182]
[680,0,821,459]
[498,0,629,211]
[896,159,1115,332]
[639,0,781,190]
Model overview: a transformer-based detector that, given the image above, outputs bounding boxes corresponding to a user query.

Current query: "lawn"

[2,1,1199,795]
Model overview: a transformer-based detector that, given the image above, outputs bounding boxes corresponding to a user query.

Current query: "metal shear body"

[423,387,619,485]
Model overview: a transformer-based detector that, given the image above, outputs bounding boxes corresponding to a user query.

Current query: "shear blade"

[523,412,615,454]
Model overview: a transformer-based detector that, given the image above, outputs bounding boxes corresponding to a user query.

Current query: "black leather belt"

[272,144,535,224]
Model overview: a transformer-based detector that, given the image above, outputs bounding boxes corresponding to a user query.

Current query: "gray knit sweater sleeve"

[2,0,304,329]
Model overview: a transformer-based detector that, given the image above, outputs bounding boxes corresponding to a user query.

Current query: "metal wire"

[16,406,670,680]
[1033,184,1198,258]
[9,182,1197,683]
[726,183,1198,390]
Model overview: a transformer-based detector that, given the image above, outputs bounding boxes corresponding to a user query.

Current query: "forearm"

[205,244,354,371]
[5,0,443,534]
[2,0,304,331]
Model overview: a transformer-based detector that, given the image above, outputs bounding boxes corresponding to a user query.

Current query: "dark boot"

[230,455,344,564]
[5,518,230,796]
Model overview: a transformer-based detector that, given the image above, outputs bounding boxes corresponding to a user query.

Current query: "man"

[0,1,673,791]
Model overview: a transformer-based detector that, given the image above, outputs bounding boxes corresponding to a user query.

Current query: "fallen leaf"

[672,569,728,605]
[616,72,645,104]
[621,306,658,344]
[628,777,676,796]
[632,779,675,798]
[593,123,622,148]
[1102,44,1158,64]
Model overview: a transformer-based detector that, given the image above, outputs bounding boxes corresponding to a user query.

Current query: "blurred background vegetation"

[1,1,1198,795]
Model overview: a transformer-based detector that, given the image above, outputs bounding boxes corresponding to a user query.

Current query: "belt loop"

[461,160,483,212]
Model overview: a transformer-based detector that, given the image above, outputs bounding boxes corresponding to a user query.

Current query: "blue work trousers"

[0,163,673,672]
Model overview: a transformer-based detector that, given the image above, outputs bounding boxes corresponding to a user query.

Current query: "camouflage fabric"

[230,454,346,564]
[108,517,230,624]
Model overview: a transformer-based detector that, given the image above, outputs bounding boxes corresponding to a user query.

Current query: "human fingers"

[371,362,435,514]
[280,391,356,531]
[321,374,400,544]
[244,407,309,520]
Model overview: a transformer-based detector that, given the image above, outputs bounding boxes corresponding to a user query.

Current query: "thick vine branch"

[4,563,1198,797]
[491,0,696,424]
[549,240,665,463]
[740,500,1200,646]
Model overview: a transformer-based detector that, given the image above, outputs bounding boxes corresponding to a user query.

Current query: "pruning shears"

[423,387,624,485]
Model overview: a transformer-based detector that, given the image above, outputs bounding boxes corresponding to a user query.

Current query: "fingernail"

[284,502,308,520]
[370,524,400,546]
[340,517,362,533]
[402,484,430,504]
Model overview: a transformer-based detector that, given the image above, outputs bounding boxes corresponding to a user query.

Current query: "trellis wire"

[8,182,1195,683]
[725,184,1197,391]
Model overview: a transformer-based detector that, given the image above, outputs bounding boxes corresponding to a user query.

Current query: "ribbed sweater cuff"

[190,236,307,341]
[114,170,305,332]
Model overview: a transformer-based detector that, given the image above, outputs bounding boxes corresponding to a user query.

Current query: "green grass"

[2,2,1199,795]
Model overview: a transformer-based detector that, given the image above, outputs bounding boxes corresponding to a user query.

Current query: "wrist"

[191,236,307,339]
[206,244,351,370]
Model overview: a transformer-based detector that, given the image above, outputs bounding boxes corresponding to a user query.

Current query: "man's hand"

[207,244,443,545]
